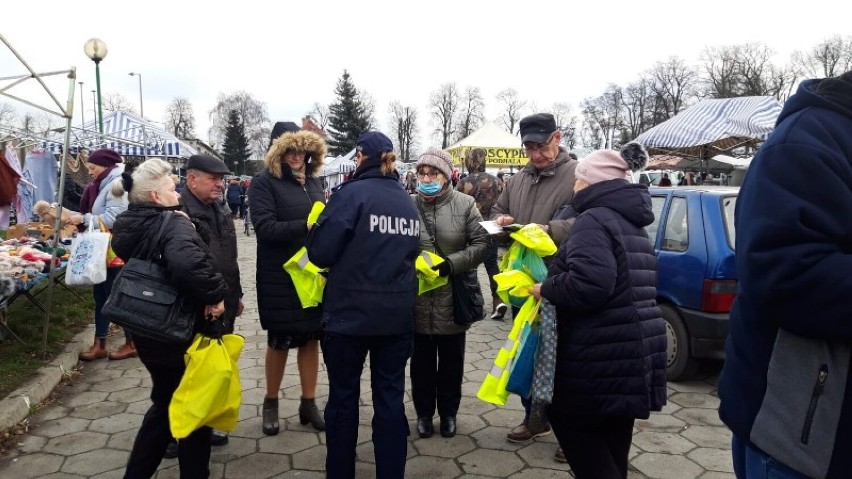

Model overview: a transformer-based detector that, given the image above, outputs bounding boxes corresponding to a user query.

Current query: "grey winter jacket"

[414,189,488,335]
[83,164,128,229]
[490,148,578,245]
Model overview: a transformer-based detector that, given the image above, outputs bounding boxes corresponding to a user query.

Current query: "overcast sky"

[1,0,849,152]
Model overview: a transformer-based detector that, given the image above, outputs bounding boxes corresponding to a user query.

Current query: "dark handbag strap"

[416,200,445,257]
[145,211,175,261]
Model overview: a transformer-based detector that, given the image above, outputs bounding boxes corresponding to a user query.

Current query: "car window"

[722,195,736,249]
[662,196,688,252]
[647,196,667,246]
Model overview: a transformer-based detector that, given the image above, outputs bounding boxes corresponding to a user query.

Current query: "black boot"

[417,417,434,438]
[262,397,279,436]
[299,397,325,431]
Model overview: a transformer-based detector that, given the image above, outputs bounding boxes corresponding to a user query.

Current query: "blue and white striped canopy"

[43,111,197,158]
[635,96,782,157]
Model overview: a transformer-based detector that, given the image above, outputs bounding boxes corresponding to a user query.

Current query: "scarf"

[79,165,115,214]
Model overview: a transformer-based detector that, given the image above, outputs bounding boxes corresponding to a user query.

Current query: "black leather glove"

[432,260,453,277]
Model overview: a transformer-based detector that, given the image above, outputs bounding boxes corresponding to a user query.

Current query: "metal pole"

[42,67,76,356]
[95,60,104,134]
[78,82,84,126]
[134,73,148,160]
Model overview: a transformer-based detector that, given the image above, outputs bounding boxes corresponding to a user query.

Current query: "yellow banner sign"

[448,146,529,167]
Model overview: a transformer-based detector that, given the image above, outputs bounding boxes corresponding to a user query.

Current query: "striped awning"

[43,111,197,158]
[635,96,782,158]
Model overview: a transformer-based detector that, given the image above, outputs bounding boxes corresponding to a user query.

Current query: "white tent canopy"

[446,122,527,169]
[712,154,752,169]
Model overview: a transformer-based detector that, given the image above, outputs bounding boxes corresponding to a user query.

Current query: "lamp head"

[83,38,108,62]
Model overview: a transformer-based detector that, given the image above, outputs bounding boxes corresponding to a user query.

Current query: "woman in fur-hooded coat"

[249,127,327,434]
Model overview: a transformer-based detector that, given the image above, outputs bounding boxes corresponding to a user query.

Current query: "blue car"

[647,186,738,381]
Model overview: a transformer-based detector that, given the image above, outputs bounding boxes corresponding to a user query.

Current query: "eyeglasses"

[417,171,440,180]
[523,133,556,154]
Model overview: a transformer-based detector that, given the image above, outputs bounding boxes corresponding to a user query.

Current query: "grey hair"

[111,158,174,203]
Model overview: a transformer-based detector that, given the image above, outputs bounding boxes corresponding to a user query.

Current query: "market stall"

[446,122,528,171]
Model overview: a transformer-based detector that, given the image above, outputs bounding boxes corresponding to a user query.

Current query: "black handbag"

[418,201,485,326]
[103,212,196,343]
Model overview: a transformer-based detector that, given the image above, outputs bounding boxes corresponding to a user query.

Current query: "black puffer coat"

[111,204,228,367]
[180,189,241,327]
[250,130,326,333]
[539,179,667,419]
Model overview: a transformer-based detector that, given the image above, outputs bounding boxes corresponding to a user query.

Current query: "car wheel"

[660,303,698,381]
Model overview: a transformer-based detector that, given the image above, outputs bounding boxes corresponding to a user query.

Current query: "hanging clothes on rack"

[61,150,89,213]
[23,149,58,219]
[0,147,24,229]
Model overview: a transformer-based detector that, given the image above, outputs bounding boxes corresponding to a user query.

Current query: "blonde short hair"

[111,158,175,203]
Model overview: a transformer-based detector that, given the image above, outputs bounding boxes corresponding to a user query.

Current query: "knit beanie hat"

[268,121,301,150]
[87,149,122,167]
[576,142,648,185]
[416,147,454,180]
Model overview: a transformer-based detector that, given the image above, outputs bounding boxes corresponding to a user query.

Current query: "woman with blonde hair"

[110,158,228,478]
[249,123,327,435]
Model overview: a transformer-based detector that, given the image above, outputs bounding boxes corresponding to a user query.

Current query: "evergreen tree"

[222,109,252,175]
[327,70,371,156]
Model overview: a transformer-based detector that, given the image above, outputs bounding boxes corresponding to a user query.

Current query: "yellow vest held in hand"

[283,247,326,308]
[416,250,449,295]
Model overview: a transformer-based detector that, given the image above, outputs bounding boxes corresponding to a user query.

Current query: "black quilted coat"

[539,179,667,419]
[249,131,326,333]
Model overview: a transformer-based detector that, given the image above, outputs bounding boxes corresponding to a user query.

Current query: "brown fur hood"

[264,130,327,179]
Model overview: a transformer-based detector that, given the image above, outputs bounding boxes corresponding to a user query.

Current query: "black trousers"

[124,351,212,478]
[484,236,500,297]
[322,332,412,479]
[411,332,466,419]
[547,406,635,479]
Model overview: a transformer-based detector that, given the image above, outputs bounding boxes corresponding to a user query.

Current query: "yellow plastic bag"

[509,224,557,257]
[416,251,449,295]
[169,333,245,439]
[283,247,327,308]
[477,296,541,405]
[307,201,325,226]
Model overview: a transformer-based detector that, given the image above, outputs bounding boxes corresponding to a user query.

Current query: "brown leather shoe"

[79,338,108,361]
[554,447,567,463]
[108,341,137,360]
[506,422,551,443]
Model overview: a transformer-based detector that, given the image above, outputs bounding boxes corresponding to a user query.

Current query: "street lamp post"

[129,72,147,159]
[83,38,108,135]
[78,81,85,126]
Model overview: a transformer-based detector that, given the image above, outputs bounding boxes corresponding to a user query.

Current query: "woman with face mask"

[410,147,488,439]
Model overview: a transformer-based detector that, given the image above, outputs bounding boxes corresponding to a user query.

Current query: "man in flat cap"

[165,154,243,455]
[491,113,578,462]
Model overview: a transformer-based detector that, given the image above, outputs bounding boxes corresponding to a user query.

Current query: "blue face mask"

[417,181,442,195]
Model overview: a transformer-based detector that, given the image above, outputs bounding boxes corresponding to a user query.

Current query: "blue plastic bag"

[506,320,540,399]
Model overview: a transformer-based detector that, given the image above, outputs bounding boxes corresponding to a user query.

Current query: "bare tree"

[455,86,485,142]
[580,84,624,150]
[309,102,330,131]
[429,83,460,149]
[360,91,378,130]
[208,91,270,160]
[18,111,59,138]
[648,56,698,123]
[102,92,137,114]
[0,102,16,129]
[549,102,579,149]
[622,77,654,139]
[495,88,527,134]
[164,97,196,139]
[792,35,852,79]
[700,43,797,101]
[388,101,419,162]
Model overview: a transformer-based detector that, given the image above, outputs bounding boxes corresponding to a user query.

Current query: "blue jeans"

[322,332,412,479]
[732,435,811,479]
[92,267,121,338]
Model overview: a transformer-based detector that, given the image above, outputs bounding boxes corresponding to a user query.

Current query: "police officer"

[306,131,420,479]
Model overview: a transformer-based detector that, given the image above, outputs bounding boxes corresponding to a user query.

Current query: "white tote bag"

[65,218,111,286]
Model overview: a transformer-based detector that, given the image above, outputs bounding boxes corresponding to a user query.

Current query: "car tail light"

[701,279,737,313]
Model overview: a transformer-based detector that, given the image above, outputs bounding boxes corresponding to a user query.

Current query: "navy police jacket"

[306,165,420,336]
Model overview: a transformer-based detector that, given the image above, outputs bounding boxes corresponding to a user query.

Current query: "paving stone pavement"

[0,228,734,478]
